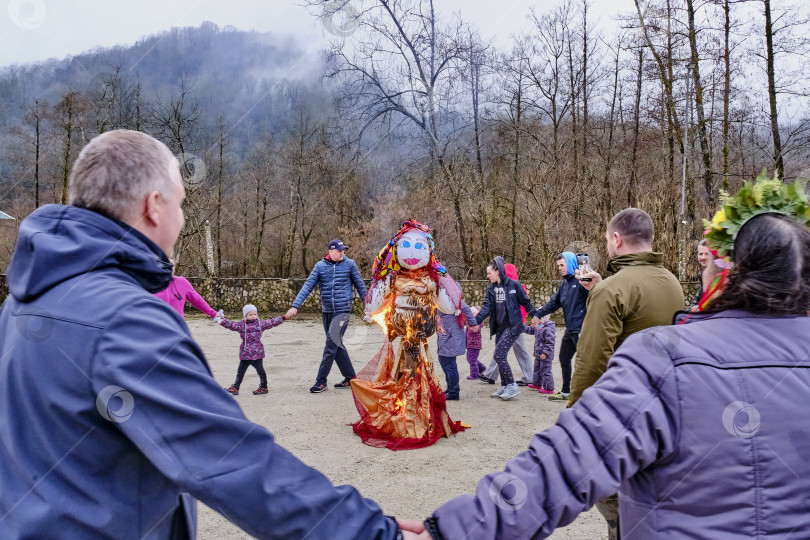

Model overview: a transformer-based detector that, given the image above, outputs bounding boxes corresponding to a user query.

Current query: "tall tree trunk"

[686,0,714,205]
[438,157,470,270]
[216,119,225,276]
[581,0,589,179]
[628,49,643,207]
[602,43,619,223]
[254,195,267,275]
[763,0,784,179]
[722,0,731,190]
[510,186,517,263]
[135,80,142,132]
[470,46,489,265]
[568,40,579,183]
[60,99,74,205]
[34,101,40,208]
[510,82,523,264]
[282,169,300,277]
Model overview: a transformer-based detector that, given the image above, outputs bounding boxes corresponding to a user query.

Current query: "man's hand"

[284,307,298,319]
[530,315,541,328]
[575,268,602,290]
[467,325,479,332]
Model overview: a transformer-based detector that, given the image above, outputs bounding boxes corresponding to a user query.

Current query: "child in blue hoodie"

[524,315,556,394]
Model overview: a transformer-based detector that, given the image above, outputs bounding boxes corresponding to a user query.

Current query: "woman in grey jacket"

[403,191,810,538]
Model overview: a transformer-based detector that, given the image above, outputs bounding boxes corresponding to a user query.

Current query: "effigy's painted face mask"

[396,230,430,270]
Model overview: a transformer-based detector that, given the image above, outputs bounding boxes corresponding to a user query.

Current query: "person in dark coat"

[532,251,589,401]
[286,239,368,393]
[0,130,404,539]
[473,256,542,401]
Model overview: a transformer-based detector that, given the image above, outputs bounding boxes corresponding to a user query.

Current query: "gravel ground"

[188,315,606,539]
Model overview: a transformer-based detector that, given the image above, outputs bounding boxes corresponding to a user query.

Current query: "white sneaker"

[499,383,521,400]
[491,386,506,398]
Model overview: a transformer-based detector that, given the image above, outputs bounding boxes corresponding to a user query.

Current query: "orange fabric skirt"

[351,339,465,450]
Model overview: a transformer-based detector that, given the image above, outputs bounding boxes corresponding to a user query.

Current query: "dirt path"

[189,316,606,539]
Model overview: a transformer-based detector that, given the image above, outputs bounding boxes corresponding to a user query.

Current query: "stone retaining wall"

[0,275,701,322]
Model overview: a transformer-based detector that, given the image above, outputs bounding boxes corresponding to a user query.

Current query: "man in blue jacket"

[285,239,368,393]
[0,130,403,539]
[533,251,589,401]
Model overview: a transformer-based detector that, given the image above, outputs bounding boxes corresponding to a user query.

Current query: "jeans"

[233,359,267,388]
[315,312,356,385]
[559,331,579,394]
[438,355,460,397]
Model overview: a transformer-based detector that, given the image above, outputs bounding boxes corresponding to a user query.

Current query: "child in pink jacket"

[219,304,285,395]
[154,259,217,319]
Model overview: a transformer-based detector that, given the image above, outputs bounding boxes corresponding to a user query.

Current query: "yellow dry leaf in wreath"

[711,208,726,230]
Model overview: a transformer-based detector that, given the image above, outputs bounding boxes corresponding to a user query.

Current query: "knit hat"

[242,304,258,318]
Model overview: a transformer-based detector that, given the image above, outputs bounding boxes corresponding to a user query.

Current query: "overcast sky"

[0,0,634,68]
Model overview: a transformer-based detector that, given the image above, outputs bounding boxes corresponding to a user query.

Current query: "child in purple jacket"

[524,316,556,394]
[464,307,485,380]
[219,304,285,396]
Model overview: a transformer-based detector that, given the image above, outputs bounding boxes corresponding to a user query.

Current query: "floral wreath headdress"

[371,219,447,281]
[697,172,810,310]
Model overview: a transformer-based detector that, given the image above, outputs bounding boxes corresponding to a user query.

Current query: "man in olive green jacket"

[571,208,684,540]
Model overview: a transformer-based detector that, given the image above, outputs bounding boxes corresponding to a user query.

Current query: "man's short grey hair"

[698,239,708,248]
[608,208,655,246]
[68,130,177,221]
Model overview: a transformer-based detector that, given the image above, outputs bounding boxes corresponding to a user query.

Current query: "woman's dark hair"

[710,213,810,314]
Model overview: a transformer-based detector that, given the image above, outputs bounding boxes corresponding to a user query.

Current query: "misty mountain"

[0,21,326,152]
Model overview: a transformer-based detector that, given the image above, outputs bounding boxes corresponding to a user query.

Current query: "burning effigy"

[350,220,467,450]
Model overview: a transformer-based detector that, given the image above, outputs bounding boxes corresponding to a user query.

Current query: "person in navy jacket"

[285,239,368,393]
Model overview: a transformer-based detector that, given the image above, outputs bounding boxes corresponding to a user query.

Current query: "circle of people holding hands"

[1,129,809,540]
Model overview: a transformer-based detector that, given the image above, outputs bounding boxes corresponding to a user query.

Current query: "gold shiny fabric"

[351,339,453,441]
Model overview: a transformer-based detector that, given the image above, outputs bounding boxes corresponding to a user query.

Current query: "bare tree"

[306,0,475,268]
[12,99,48,208]
[685,0,714,204]
[53,92,86,205]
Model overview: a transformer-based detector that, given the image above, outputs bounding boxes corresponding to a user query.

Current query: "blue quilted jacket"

[292,256,367,313]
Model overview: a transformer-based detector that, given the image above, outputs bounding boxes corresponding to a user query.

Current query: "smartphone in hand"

[576,253,592,282]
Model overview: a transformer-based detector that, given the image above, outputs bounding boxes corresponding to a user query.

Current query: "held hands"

[284,307,298,320]
[397,520,430,539]
[575,268,602,290]
[213,309,225,324]
[530,315,541,329]
[363,314,374,324]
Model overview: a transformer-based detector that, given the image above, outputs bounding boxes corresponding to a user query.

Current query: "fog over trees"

[2,0,809,280]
